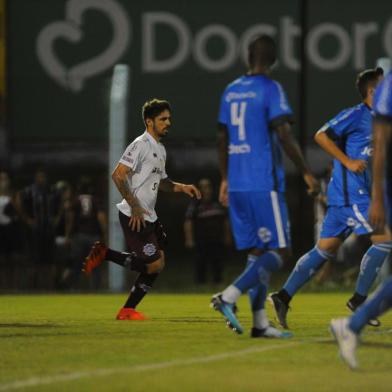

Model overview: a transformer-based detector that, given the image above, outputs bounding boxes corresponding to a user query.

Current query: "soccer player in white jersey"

[83,99,201,320]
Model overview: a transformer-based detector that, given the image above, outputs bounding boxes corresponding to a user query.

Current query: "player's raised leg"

[347,232,392,326]
[331,277,392,369]
[270,237,337,329]
[83,241,144,275]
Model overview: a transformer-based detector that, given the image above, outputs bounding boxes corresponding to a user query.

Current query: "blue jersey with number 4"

[218,75,293,192]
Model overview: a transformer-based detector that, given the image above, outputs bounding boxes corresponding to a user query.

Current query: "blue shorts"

[228,191,291,250]
[320,204,374,239]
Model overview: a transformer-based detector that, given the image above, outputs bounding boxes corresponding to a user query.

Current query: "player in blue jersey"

[270,67,392,330]
[330,70,392,369]
[210,35,320,338]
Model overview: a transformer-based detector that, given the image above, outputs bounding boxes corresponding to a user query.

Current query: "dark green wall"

[7,0,392,144]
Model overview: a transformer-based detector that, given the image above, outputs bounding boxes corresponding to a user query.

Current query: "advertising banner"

[7,0,392,143]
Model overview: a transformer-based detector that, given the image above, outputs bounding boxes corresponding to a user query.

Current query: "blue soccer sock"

[349,277,392,334]
[249,281,267,311]
[222,252,282,304]
[283,246,332,298]
[355,242,392,297]
[234,251,282,292]
[249,283,269,329]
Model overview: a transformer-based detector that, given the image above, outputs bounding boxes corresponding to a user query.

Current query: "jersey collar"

[144,130,159,145]
[363,102,372,111]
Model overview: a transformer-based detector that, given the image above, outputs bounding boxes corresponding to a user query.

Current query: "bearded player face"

[147,109,171,139]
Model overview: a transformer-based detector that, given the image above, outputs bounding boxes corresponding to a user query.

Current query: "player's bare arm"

[275,122,320,195]
[314,130,367,173]
[159,178,201,199]
[111,162,149,232]
[369,121,392,229]
[217,123,229,206]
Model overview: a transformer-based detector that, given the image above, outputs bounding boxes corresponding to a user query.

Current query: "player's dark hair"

[248,35,276,68]
[356,67,384,99]
[142,99,171,124]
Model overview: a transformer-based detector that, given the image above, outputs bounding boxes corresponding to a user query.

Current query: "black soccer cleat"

[268,292,290,329]
[346,299,381,327]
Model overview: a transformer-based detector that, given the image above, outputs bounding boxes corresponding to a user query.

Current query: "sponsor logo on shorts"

[143,243,157,256]
[346,217,361,229]
[258,227,272,243]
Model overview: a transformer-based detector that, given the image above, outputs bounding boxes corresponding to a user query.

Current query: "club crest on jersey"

[258,227,272,243]
[143,243,156,256]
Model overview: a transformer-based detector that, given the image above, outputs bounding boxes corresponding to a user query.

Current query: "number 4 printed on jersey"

[231,102,247,141]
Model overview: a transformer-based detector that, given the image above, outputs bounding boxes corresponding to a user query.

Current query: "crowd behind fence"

[0,167,107,291]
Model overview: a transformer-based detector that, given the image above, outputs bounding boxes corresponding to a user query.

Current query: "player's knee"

[316,239,340,256]
[147,256,165,274]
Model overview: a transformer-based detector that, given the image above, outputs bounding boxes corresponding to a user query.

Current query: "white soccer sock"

[222,285,242,304]
[253,309,269,330]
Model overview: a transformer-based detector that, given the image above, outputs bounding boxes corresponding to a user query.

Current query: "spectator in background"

[52,180,74,289]
[69,176,107,289]
[313,164,334,286]
[0,170,23,287]
[17,168,56,288]
[184,178,231,284]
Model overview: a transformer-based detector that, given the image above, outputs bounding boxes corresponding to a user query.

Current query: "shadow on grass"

[317,339,392,349]
[158,317,221,323]
[0,323,59,328]
[0,332,78,339]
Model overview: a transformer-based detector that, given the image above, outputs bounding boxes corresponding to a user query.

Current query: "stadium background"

[1,0,392,290]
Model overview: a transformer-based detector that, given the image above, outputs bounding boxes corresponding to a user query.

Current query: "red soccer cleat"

[116,307,148,321]
[83,241,108,275]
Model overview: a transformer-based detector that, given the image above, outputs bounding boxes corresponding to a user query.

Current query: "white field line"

[1,329,391,391]
[0,341,302,391]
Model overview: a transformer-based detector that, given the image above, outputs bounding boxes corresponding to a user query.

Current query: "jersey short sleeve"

[267,81,293,127]
[323,107,358,138]
[119,140,147,172]
[373,72,392,121]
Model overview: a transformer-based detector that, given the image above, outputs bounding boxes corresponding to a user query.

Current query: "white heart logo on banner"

[36,0,131,92]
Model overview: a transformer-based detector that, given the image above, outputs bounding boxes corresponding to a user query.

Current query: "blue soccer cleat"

[210,293,243,334]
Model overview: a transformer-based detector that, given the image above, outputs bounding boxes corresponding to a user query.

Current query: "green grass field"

[1,293,391,391]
